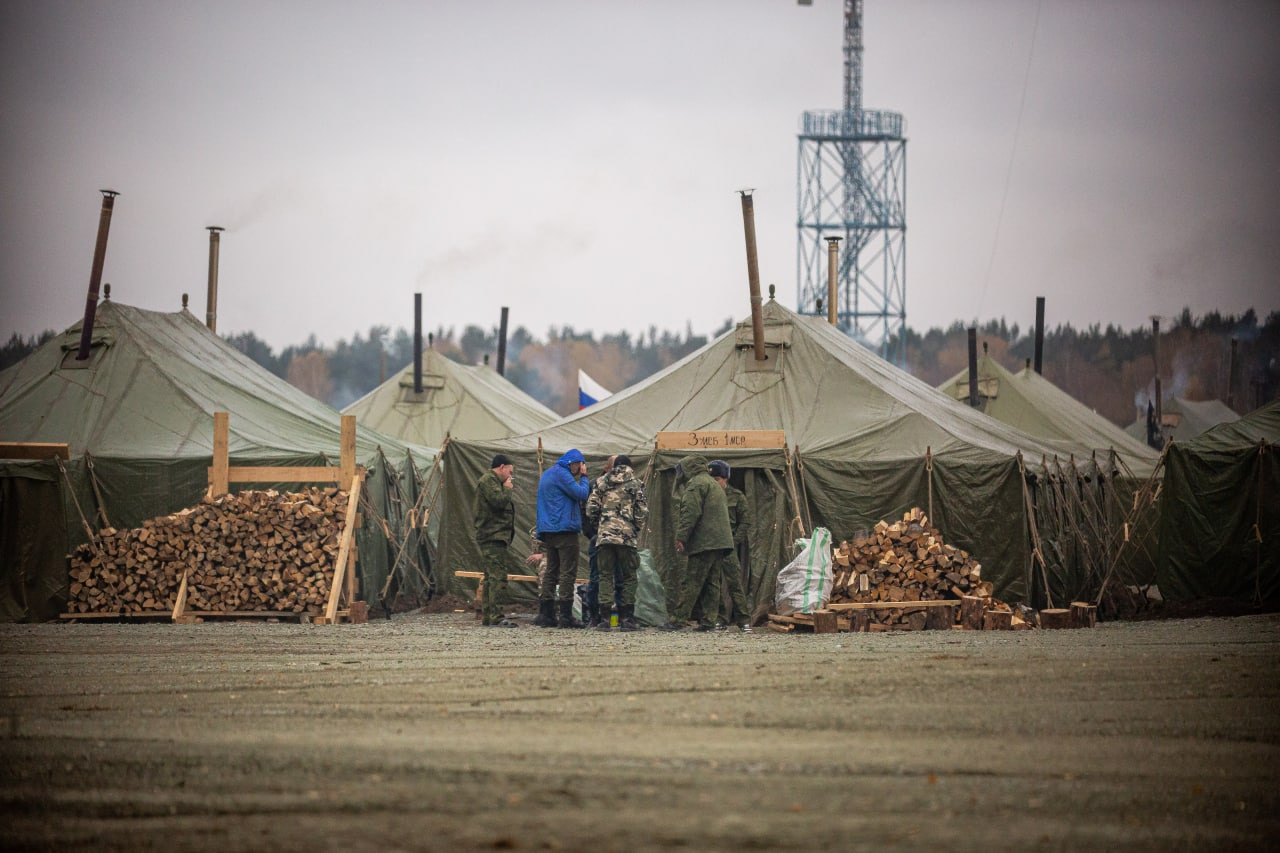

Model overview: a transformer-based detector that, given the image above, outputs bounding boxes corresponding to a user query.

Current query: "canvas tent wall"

[1156,401,1279,603]
[0,301,437,622]
[1126,395,1240,446]
[342,348,558,448]
[438,299,1124,615]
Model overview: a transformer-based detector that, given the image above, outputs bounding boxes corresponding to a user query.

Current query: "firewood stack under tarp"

[829,507,1016,630]
[66,487,347,616]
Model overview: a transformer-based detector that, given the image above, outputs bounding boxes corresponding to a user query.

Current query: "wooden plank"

[453,571,586,584]
[211,412,230,496]
[210,466,344,485]
[655,429,786,451]
[171,569,190,622]
[0,442,70,461]
[826,600,958,611]
[340,414,356,490]
[324,472,364,623]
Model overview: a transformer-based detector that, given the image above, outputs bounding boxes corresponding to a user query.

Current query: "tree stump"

[983,610,1012,631]
[925,604,956,630]
[812,610,838,634]
[960,596,986,630]
[1070,601,1097,629]
[1039,608,1073,629]
[851,610,871,633]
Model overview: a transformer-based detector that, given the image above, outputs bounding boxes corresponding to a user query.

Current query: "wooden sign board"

[0,442,70,461]
[655,430,786,451]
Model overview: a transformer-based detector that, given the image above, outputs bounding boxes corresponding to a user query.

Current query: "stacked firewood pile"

[833,507,986,602]
[66,487,347,615]
[830,507,1014,629]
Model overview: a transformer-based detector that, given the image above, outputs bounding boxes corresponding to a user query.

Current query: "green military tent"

[1126,395,1240,447]
[342,347,558,448]
[938,353,1160,478]
[438,299,1125,617]
[0,300,437,622]
[1156,400,1279,603]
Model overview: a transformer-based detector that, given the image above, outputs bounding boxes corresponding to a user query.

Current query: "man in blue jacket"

[535,448,591,628]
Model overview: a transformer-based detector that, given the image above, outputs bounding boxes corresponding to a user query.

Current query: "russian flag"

[578,369,612,410]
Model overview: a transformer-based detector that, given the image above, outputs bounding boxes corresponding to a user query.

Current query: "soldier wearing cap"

[709,460,752,632]
[473,453,518,627]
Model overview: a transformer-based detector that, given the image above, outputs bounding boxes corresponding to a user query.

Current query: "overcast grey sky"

[2,0,1278,352]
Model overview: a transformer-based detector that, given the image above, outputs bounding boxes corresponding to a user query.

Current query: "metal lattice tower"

[797,0,907,361]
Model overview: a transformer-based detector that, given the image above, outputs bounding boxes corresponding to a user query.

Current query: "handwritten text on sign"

[655,430,786,450]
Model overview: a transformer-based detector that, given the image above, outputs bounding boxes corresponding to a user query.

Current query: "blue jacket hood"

[558,449,585,468]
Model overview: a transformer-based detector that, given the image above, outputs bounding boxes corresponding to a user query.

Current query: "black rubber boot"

[557,599,584,629]
[619,604,639,632]
[533,599,556,628]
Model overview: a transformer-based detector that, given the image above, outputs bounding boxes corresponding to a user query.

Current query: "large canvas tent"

[1156,401,1280,603]
[438,299,1129,617]
[342,348,558,447]
[938,353,1160,478]
[0,301,437,622]
[1125,395,1240,447]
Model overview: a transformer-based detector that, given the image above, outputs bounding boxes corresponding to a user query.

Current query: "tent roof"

[342,348,557,447]
[461,300,1107,466]
[1125,395,1240,443]
[938,353,1159,475]
[1174,400,1280,451]
[0,300,431,462]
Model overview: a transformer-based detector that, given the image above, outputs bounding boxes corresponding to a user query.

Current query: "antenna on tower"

[796,0,907,363]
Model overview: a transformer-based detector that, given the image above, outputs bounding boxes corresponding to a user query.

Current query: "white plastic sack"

[774,527,833,616]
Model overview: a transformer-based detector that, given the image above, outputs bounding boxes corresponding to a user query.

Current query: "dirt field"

[1,610,1278,852]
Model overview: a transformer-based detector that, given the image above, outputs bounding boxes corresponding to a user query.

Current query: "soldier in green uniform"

[584,454,648,632]
[709,460,752,632]
[672,453,735,632]
[473,453,518,627]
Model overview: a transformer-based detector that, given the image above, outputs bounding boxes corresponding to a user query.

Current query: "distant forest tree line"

[3,308,1277,425]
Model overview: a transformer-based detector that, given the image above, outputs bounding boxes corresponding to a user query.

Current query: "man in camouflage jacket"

[584,454,648,632]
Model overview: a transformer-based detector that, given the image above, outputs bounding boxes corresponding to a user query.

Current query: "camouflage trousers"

[596,543,639,613]
[479,541,511,625]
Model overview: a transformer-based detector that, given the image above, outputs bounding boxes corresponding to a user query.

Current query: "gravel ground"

[1,610,1278,851]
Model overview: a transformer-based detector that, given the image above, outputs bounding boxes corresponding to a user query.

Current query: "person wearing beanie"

[473,454,518,627]
[584,454,647,632]
[709,460,752,632]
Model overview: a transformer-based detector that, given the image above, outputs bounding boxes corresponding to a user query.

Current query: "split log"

[66,487,350,616]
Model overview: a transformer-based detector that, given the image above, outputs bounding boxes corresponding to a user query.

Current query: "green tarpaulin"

[0,301,438,622]
[1158,401,1280,602]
